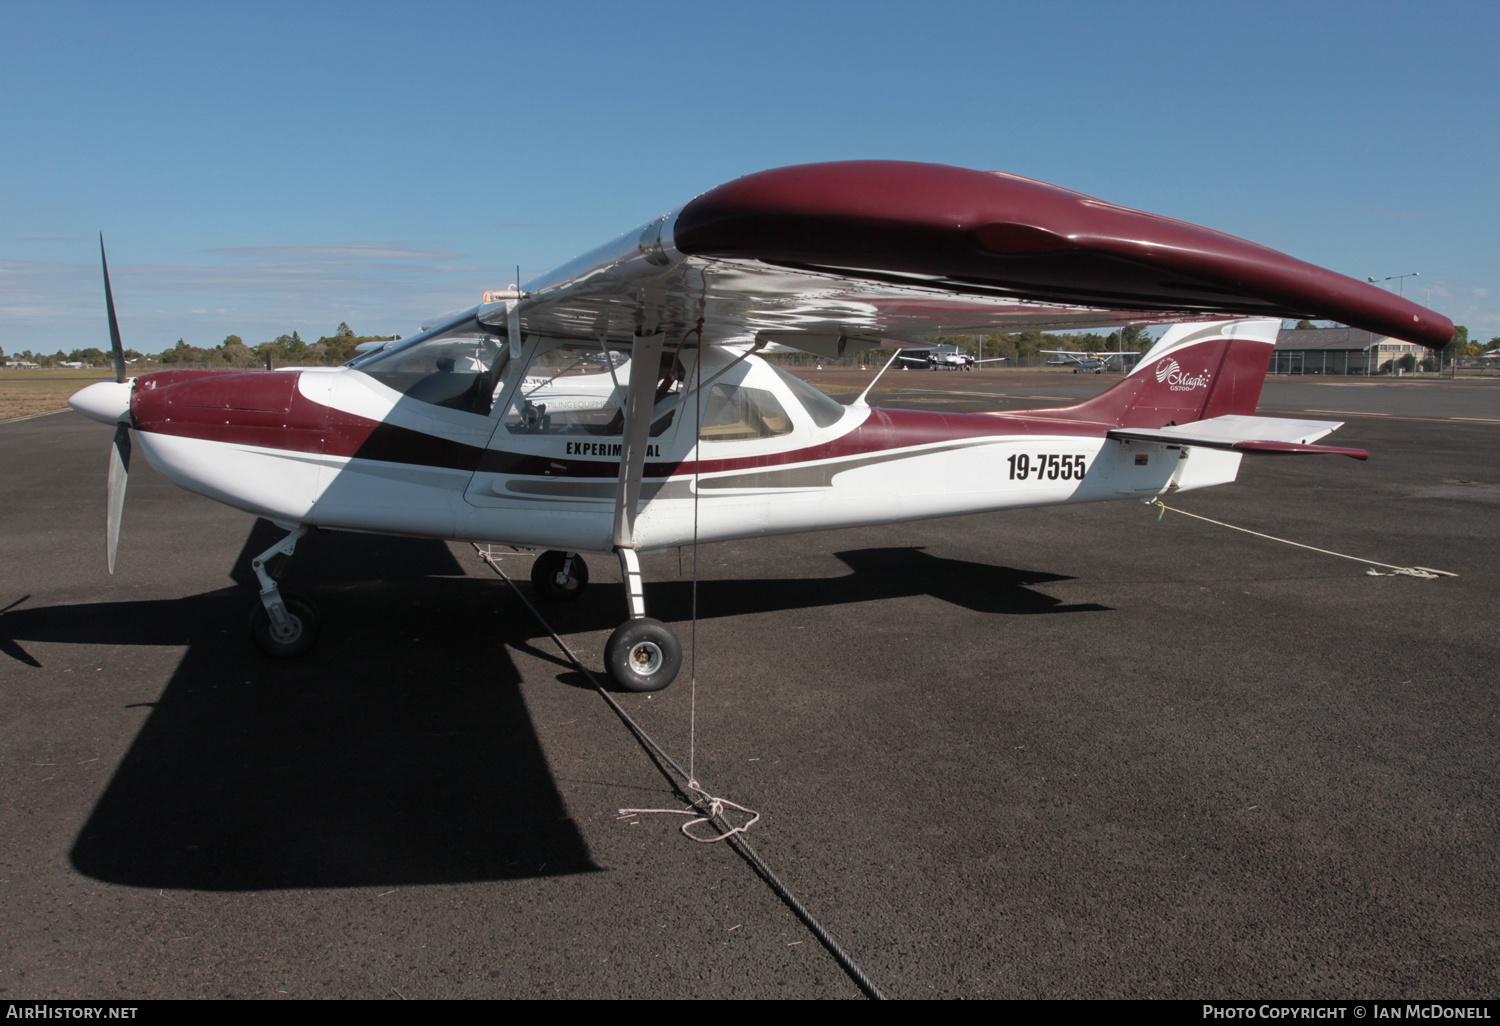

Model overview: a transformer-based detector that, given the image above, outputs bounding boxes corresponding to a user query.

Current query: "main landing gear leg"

[249,524,320,657]
[604,547,681,693]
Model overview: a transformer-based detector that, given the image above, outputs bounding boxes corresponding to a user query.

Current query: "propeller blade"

[100,234,126,384]
[107,422,130,574]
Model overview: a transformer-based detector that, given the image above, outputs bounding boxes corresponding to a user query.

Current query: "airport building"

[1272,326,1428,375]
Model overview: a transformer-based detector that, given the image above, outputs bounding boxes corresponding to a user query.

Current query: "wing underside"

[415,162,1451,360]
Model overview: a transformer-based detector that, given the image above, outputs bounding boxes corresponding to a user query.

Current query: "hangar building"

[1272,326,1428,375]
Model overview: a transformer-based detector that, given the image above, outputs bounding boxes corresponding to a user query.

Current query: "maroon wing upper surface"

[672,162,1450,348]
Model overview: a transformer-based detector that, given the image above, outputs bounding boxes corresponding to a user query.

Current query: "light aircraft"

[69,161,1451,693]
[896,344,1010,370]
[1042,349,1139,373]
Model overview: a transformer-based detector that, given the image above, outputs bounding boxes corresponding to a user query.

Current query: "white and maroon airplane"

[69,161,1452,692]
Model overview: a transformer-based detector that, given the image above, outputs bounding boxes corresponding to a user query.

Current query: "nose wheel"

[250,593,321,657]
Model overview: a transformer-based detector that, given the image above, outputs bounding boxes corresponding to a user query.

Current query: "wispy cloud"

[1414,277,1500,338]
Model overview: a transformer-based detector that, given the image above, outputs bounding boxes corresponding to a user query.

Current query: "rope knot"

[619,781,761,844]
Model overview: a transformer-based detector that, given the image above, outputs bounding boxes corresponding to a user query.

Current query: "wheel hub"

[627,641,663,676]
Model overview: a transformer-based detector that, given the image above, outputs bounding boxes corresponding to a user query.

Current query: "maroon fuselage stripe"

[130,370,1107,480]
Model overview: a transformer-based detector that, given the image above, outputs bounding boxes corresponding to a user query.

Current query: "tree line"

[4,323,399,368]
[4,321,1493,369]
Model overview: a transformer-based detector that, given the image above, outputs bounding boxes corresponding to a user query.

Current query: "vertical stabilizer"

[1032,319,1279,429]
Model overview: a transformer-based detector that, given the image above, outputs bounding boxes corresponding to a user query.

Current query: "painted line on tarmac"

[1266,408,1498,425]
[0,408,70,426]
[1305,409,1392,416]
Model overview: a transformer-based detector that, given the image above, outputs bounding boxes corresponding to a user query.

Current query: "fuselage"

[122,344,1239,555]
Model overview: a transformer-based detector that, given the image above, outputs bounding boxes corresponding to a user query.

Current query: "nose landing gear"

[248,525,321,658]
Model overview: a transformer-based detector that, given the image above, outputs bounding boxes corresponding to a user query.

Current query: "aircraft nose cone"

[68,379,133,425]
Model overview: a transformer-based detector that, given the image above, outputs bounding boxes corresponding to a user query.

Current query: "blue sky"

[3,0,1496,354]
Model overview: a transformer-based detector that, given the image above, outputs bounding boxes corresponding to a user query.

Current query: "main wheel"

[530,550,589,601]
[250,594,320,658]
[604,618,682,693]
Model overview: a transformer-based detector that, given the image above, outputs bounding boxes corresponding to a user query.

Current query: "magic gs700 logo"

[1154,357,1211,392]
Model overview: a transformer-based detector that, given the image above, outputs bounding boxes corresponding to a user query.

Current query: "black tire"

[604,618,681,693]
[250,594,320,658]
[530,550,589,601]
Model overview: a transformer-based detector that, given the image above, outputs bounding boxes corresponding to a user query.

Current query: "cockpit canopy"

[351,318,848,441]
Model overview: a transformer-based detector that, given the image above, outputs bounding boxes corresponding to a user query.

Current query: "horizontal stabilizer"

[1108,415,1369,460]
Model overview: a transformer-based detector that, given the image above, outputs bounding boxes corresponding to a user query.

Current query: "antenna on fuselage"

[853,346,905,408]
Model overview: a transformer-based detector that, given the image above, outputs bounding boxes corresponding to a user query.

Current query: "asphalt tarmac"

[2,372,1497,999]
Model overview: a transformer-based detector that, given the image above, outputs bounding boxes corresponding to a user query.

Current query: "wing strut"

[612,331,665,550]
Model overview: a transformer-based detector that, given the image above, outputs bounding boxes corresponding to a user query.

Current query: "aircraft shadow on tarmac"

[526,545,1111,647]
[0,522,1105,892]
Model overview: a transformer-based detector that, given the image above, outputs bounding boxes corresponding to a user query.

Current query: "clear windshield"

[358,330,507,416]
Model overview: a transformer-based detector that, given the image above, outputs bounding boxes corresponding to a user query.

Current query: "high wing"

[464,161,1449,357]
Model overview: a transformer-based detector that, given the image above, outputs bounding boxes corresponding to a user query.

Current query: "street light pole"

[1367,271,1419,297]
[1368,272,1427,373]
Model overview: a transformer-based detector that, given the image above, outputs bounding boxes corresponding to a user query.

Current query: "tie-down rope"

[1147,498,1457,579]
[611,322,762,843]
[618,787,761,844]
[613,321,761,842]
